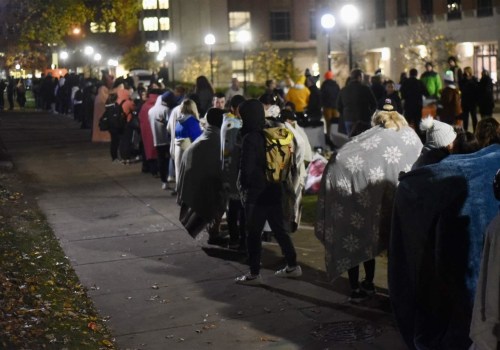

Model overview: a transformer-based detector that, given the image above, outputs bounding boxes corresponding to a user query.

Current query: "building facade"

[167,0,318,86]
[316,0,500,84]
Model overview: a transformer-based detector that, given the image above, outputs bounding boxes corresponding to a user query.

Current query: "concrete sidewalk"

[0,111,406,349]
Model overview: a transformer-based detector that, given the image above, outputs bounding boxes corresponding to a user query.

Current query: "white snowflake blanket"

[315,125,422,282]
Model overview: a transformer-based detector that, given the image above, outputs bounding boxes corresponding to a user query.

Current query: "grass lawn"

[0,170,115,349]
[301,194,318,225]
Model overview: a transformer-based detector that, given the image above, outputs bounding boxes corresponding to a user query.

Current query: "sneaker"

[360,280,376,295]
[275,265,302,278]
[161,182,168,190]
[167,176,175,183]
[348,289,369,304]
[235,273,262,285]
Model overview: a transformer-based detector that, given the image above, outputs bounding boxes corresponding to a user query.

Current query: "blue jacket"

[390,144,500,349]
[175,115,202,142]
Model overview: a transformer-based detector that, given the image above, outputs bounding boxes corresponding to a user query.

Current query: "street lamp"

[236,30,251,96]
[341,4,360,71]
[84,46,94,56]
[94,53,102,62]
[165,41,177,85]
[204,33,216,84]
[320,13,336,71]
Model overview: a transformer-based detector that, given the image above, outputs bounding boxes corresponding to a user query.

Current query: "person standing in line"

[459,66,479,132]
[337,69,377,135]
[400,68,428,135]
[193,75,215,118]
[477,70,495,119]
[447,56,463,85]
[16,78,26,109]
[0,79,6,110]
[320,71,341,142]
[420,62,443,99]
[225,77,244,101]
[235,99,301,285]
[172,99,203,195]
[440,70,462,126]
[149,91,172,190]
[7,77,15,110]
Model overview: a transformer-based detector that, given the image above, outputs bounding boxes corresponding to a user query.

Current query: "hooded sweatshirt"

[238,99,281,205]
[148,95,170,147]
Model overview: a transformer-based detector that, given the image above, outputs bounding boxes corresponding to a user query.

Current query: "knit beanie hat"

[206,108,224,128]
[420,117,457,148]
[324,71,334,80]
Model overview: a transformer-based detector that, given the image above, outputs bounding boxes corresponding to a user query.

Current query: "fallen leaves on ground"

[0,172,116,349]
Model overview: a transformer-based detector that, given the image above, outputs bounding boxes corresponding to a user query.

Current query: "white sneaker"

[275,265,302,278]
[161,182,168,190]
[235,273,262,285]
[167,176,175,183]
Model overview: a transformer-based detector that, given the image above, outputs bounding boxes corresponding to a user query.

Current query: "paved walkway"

[0,111,406,349]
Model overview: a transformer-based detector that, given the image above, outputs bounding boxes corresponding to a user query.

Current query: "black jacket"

[400,77,427,119]
[320,79,340,108]
[337,81,377,123]
[238,100,281,205]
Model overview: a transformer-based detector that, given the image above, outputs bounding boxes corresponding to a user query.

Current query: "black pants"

[245,202,297,275]
[461,106,477,132]
[227,199,245,244]
[109,128,123,161]
[348,259,375,290]
[156,145,170,183]
[120,122,136,161]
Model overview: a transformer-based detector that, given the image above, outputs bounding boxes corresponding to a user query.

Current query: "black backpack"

[99,100,127,131]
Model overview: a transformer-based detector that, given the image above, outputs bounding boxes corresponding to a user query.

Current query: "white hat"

[444,70,454,84]
[420,117,457,148]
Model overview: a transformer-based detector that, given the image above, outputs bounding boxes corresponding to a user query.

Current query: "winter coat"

[148,96,169,147]
[139,93,160,160]
[320,79,340,109]
[221,113,242,199]
[478,76,495,116]
[420,71,443,98]
[459,76,479,109]
[440,85,462,124]
[175,115,202,142]
[286,84,310,113]
[306,84,322,121]
[400,77,428,120]
[92,85,111,142]
[389,144,500,350]
[337,81,377,124]
[238,100,281,206]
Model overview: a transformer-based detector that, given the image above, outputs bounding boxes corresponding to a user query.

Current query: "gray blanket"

[315,125,422,281]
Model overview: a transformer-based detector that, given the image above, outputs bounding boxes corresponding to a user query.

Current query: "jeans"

[245,202,297,275]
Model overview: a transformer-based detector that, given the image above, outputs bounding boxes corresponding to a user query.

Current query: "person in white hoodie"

[149,91,172,190]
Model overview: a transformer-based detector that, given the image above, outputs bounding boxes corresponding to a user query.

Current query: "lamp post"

[236,30,251,96]
[165,41,177,86]
[320,13,336,71]
[341,4,360,71]
[60,51,69,70]
[204,33,216,84]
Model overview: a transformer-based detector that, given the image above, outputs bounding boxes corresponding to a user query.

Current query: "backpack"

[263,127,294,183]
[99,100,126,131]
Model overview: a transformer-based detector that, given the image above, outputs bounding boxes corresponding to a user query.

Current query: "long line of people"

[91,67,499,349]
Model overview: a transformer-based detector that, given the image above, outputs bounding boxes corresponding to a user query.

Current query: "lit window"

[270,11,290,41]
[90,22,106,33]
[159,17,170,31]
[232,60,244,70]
[143,17,158,31]
[229,12,251,43]
[159,0,169,9]
[146,41,160,52]
[108,22,116,33]
[143,0,157,10]
[447,0,461,20]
